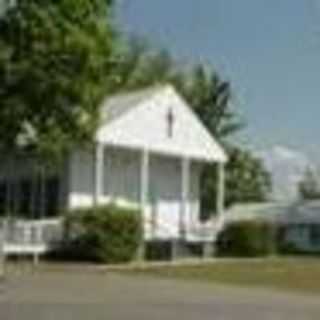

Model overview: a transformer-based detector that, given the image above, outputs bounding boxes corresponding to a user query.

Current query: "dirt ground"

[0,268,320,320]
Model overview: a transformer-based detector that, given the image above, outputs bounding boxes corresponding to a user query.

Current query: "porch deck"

[0,216,224,261]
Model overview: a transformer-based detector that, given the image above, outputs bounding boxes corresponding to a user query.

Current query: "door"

[149,156,181,238]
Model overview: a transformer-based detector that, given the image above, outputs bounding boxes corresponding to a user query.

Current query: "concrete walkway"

[0,270,319,319]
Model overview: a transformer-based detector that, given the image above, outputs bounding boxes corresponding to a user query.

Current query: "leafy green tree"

[177,65,242,140]
[225,147,272,204]
[0,0,117,162]
[0,0,119,218]
[298,167,320,201]
[200,146,272,218]
[115,37,179,92]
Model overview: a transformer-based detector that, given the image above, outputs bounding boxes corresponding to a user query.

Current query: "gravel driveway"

[0,269,319,319]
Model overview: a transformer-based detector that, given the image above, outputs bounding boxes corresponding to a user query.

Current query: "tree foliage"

[114,37,179,92]
[200,146,271,217]
[225,147,272,204]
[177,65,242,139]
[0,0,117,162]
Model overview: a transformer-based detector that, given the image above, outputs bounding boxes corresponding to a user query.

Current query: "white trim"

[93,143,104,206]
[140,149,150,221]
[217,163,225,217]
[180,157,190,237]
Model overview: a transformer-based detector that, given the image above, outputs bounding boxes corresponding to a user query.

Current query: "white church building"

[0,85,227,258]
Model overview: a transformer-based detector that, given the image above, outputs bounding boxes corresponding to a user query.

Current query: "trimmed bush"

[216,221,277,257]
[61,205,142,263]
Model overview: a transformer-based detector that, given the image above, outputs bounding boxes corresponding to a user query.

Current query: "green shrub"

[216,221,277,257]
[61,205,142,263]
[278,241,320,257]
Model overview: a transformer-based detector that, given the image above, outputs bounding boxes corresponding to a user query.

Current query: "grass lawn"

[127,258,320,295]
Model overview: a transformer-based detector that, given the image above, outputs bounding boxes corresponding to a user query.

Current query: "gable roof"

[97,85,227,163]
[100,86,164,124]
[225,203,291,223]
[226,201,320,225]
[282,201,320,224]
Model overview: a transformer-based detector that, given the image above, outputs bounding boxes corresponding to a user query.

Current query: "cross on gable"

[166,108,175,138]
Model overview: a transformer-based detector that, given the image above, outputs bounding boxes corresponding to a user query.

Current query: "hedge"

[59,205,142,263]
[216,220,277,257]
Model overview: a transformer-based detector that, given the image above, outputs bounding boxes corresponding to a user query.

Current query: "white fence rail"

[144,215,225,242]
[0,218,63,255]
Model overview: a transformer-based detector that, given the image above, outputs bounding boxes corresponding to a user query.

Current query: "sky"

[117,0,320,163]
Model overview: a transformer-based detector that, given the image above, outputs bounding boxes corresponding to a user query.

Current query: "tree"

[0,0,118,218]
[114,36,179,92]
[176,64,242,140]
[298,167,320,201]
[0,0,118,162]
[200,146,272,218]
[225,147,272,204]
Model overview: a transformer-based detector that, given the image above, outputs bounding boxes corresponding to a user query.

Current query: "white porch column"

[180,157,190,238]
[217,162,225,217]
[138,149,149,260]
[93,143,104,207]
[140,149,149,222]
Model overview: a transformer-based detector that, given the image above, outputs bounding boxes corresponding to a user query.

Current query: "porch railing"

[144,215,225,242]
[0,218,63,254]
